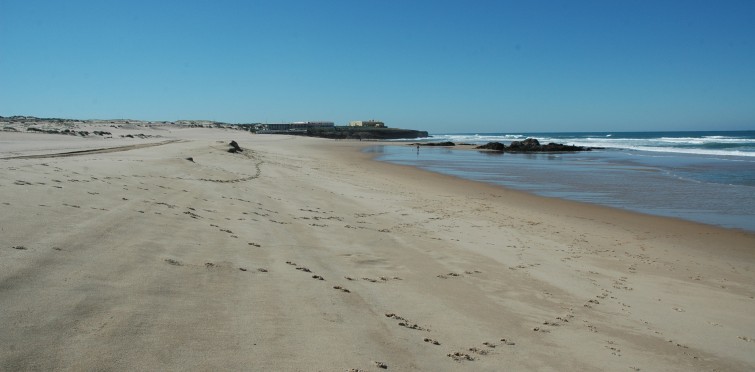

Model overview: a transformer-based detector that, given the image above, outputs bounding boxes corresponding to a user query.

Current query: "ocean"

[368,131,755,232]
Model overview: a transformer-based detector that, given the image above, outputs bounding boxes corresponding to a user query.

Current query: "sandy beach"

[1,124,754,371]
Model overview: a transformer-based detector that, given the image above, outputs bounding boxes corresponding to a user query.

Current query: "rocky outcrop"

[414,142,456,147]
[476,138,591,152]
[475,142,506,151]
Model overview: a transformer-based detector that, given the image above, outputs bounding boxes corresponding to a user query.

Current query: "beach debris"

[185,157,195,162]
[12,245,27,250]
[164,258,182,266]
[228,140,243,153]
[257,268,268,272]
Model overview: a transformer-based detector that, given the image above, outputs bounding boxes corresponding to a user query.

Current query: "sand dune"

[1,126,754,371]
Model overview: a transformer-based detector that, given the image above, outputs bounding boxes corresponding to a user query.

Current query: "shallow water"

[369,145,755,232]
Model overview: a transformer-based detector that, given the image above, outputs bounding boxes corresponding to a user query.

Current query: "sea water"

[369,131,755,232]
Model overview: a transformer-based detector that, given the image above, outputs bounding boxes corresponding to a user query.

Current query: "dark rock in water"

[476,142,506,151]
[228,140,243,153]
[541,142,589,152]
[477,138,590,152]
[416,141,456,147]
[508,138,542,151]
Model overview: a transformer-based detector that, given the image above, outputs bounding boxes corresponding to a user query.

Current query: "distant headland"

[0,116,429,140]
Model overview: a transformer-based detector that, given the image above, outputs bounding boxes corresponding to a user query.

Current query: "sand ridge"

[1,125,754,371]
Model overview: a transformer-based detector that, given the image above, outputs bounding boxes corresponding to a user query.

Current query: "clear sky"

[1,1,754,133]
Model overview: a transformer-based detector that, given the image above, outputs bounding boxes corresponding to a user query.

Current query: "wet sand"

[1,124,754,371]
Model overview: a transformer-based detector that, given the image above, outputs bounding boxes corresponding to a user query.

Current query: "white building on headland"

[256,121,334,133]
[349,120,385,128]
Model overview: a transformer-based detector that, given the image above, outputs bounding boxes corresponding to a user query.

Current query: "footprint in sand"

[312,275,324,280]
[467,347,488,356]
[499,338,516,346]
[333,286,351,293]
[385,313,429,331]
[447,352,474,362]
[423,337,441,345]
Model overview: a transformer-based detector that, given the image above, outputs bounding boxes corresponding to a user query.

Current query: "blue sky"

[1,1,753,133]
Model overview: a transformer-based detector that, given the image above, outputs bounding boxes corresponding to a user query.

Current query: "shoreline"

[345,140,755,250]
[2,129,754,370]
[368,142,755,233]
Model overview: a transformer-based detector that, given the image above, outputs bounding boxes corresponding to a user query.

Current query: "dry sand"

[1,124,754,371]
